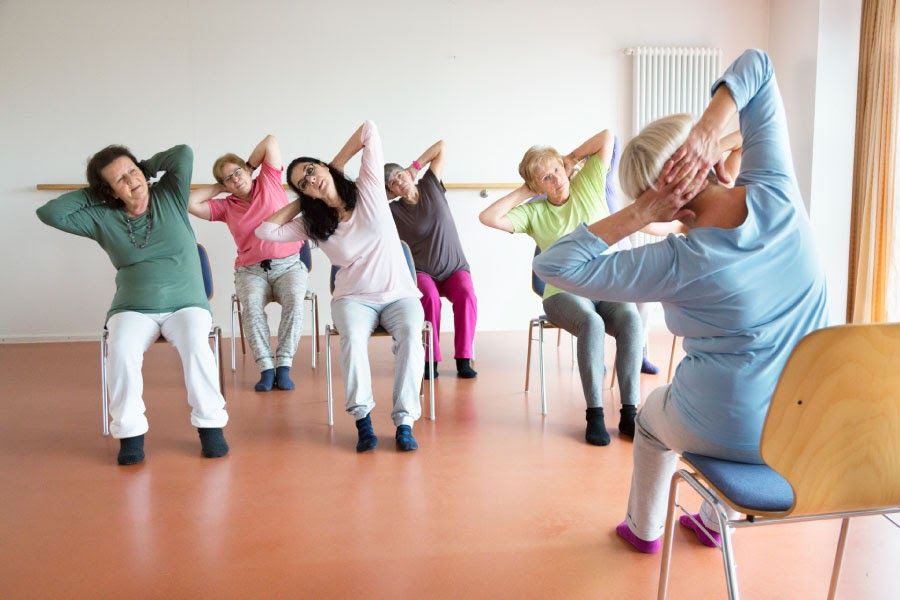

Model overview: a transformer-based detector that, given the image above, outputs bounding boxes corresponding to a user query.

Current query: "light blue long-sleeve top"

[533,49,829,455]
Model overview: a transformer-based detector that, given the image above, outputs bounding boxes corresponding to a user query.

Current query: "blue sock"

[255,368,275,392]
[117,434,145,465]
[395,425,419,451]
[355,415,378,452]
[198,427,229,458]
[274,366,294,390]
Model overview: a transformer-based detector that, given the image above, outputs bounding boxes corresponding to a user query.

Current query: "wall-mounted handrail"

[37,182,520,197]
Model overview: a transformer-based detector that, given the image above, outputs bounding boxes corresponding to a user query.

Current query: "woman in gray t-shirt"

[385,140,478,379]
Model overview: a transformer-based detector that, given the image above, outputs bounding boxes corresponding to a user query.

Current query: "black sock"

[455,358,478,378]
[585,407,611,446]
[255,368,275,392]
[395,425,419,451]
[274,366,294,390]
[423,361,439,380]
[117,434,145,465]
[198,427,229,458]
[619,405,638,437]
[355,415,378,452]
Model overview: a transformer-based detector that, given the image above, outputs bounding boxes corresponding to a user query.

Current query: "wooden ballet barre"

[37,182,520,196]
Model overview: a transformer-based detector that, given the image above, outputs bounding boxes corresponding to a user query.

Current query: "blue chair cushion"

[682,452,795,514]
[197,244,214,299]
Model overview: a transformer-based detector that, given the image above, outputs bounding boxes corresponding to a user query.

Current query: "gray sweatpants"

[542,292,643,408]
[331,297,425,427]
[234,255,309,372]
[625,385,762,541]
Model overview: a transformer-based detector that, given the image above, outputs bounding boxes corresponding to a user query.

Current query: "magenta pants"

[416,270,477,362]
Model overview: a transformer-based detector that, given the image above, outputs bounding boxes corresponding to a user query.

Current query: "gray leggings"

[542,292,643,407]
[234,255,309,371]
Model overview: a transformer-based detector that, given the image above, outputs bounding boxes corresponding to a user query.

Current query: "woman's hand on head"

[667,123,719,193]
[634,160,705,225]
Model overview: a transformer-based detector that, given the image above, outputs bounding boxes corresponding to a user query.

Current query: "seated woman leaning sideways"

[188,135,309,393]
[256,121,425,453]
[533,49,829,552]
[384,139,478,380]
[479,129,643,447]
[36,144,229,466]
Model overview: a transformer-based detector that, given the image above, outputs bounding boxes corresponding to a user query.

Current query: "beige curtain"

[848,0,899,323]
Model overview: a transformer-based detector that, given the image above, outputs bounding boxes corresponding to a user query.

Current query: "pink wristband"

[412,160,422,170]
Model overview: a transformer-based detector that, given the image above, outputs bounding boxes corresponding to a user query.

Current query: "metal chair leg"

[230,294,238,372]
[325,325,334,427]
[657,472,683,600]
[213,326,225,399]
[307,292,318,369]
[100,332,110,436]
[827,518,851,600]
[667,334,677,383]
[314,294,320,355]
[427,322,435,420]
[525,320,535,391]
[538,320,547,415]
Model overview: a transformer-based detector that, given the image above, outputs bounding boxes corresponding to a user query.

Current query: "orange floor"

[0,331,897,599]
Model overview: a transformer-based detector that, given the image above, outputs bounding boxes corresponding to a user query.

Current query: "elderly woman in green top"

[479,129,643,446]
[36,144,229,466]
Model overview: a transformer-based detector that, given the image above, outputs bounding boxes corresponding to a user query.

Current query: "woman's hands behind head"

[667,123,719,195]
[634,160,706,226]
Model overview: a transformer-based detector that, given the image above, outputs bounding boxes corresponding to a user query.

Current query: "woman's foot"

[679,513,721,547]
[274,366,294,390]
[198,427,229,458]
[255,368,275,392]
[641,356,659,375]
[355,415,378,452]
[456,358,478,378]
[395,425,419,451]
[585,407,611,446]
[423,361,439,380]
[619,405,637,437]
[615,521,661,554]
[117,435,145,465]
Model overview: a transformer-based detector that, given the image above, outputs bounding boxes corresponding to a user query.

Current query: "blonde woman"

[533,49,829,552]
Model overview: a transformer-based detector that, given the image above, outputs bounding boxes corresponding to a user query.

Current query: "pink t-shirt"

[208,161,303,268]
[255,121,420,304]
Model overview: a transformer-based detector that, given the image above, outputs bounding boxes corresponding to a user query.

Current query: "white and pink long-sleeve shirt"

[256,121,421,305]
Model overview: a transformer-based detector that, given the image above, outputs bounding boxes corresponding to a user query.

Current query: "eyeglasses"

[296,163,317,192]
[223,167,244,184]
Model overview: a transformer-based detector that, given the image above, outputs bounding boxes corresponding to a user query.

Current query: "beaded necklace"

[123,202,153,249]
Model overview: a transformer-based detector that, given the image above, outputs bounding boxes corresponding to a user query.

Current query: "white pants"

[625,385,761,540]
[106,307,229,438]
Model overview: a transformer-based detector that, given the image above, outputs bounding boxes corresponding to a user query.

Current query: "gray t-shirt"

[389,169,470,281]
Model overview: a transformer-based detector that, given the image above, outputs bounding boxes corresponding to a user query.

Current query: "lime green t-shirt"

[507,154,611,298]
[36,145,209,322]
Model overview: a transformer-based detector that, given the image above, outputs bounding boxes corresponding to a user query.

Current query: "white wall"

[3,0,774,340]
[768,0,861,325]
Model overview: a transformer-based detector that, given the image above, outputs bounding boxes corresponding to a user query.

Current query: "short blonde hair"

[518,145,564,191]
[212,153,249,184]
[619,114,693,199]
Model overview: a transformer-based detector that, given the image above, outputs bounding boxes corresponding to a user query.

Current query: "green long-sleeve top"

[36,145,209,322]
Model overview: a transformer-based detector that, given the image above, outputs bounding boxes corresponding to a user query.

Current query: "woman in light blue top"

[533,49,829,552]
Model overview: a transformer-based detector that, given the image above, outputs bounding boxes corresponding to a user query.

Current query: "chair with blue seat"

[657,322,900,600]
[100,243,224,436]
[324,240,435,426]
[230,243,320,371]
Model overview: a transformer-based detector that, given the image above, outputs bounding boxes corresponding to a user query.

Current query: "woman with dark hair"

[188,135,308,392]
[256,121,425,453]
[384,140,478,379]
[36,144,229,465]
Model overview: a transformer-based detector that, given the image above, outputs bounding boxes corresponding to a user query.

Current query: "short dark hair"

[85,145,146,207]
[286,157,358,242]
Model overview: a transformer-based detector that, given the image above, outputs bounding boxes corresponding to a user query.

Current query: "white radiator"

[626,46,722,136]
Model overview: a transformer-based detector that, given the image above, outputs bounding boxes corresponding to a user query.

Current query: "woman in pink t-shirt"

[256,121,425,453]
[189,135,308,393]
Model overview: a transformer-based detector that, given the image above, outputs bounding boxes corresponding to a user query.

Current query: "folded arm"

[479,184,536,233]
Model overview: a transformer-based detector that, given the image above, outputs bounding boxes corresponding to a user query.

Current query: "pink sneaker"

[679,513,721,547]
[615,521,661,554]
